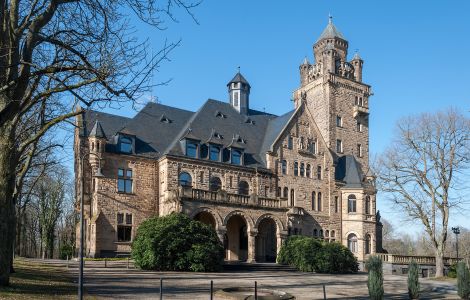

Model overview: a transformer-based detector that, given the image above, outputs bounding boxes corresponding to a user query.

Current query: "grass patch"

[0,258,77,299]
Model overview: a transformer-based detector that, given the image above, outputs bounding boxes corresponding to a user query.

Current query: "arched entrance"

[256,218,277,262]
[193,211,216,229]
[226,214,248,261]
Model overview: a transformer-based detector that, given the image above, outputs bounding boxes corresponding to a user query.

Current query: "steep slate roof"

[227,72,251,87]
[317,18,346,42]
[81,110,131,139]
[335,155,363,188]
[89,120,106,139]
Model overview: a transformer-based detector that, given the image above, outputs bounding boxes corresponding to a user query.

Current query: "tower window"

[310,138,317,154]
[233,92,239,106]
[281,160,287,175]
[294,161,299,176]
[300,163,305,177]
[365,196,371,215]
[317,166,322,180]
[335,196,338,213]
[290,189,295,207]
[357,121,363,132]
[336,139,343,153]
[348,234,358,253]
[336,115,342,127]
[283,187,289,199]
[311,192,316,210]
[357,144,363,157]
[317,192,322,211]
[287,136,293,149]
[306,164,311,178]
[348,194,357,213]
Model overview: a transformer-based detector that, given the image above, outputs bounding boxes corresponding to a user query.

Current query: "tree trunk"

[435,247,444,277]
[0,127,18,286]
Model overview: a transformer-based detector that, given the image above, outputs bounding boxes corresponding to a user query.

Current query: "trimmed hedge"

[277,236,358,273]
[131,213,224,272]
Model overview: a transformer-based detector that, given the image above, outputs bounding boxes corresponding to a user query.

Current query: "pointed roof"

[89,120,106,139]
[352,52,362,60]
[302,57,309,65]
[335,155,363,188]
[227,72,251,88]
[317,16,346,42]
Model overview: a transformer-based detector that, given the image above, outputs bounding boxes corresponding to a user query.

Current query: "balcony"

[178,187,289,209]
[375,253,461,266]
[353,105,369,118]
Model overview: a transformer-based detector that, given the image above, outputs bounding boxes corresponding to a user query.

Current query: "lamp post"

[451,227,460,260]
[79,152,104,300]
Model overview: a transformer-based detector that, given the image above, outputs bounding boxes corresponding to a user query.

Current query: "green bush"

[366,255,384,300]
[407,260,420,299]
[277,236,358,273]
[457,262,470,299]
[131,213,224,272]
[59,243,74,260]
[448,263,457,278]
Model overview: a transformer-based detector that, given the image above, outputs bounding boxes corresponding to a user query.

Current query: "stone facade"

[75,19,380,263]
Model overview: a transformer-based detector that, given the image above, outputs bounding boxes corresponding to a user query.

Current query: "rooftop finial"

[328,13,333,24]
[237,66,240,73]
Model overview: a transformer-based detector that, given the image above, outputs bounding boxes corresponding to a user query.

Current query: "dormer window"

[209,145,221,161]
[231,149,242,165]
[160,115,172,123]
[185,140,198,158]
[215,111,226,118]
[119,136,133,154]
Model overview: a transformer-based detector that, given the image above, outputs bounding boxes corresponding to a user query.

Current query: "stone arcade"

[74,18,382,263]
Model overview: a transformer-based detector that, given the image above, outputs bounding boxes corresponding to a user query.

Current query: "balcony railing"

[353,105,369,118]
[179,187,289,209]
[376,253,462,266]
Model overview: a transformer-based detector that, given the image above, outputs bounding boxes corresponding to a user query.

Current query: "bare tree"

[0,0,200,285]
[376,108,470,277]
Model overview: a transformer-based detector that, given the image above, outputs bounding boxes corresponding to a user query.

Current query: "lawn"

[0,258,78,299]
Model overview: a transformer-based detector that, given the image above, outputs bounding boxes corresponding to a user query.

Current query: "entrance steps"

[223,261,298,272]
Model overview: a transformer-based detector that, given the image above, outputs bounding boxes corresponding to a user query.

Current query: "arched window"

[238,181,249,195]
[319,229,323,238]
[119,136,133,153]
[209,145,220,161]
[317,165,322,180]
[294,162,299,176]
[348,194,357,213]
[277,187,281,197]
[365,234,371,254]
[306,164,311,178]
[311,192,316,210]
[231,149,242,165]
[331,230,335,237]
[325,230,330,238]
[317,192,322,211]
[281,160,287,175]
[209,177,222,192]
[288,136,293,149]
[178,172,192,187]
[313,229,318,237]
[290,189,295,207]
[348,233,358,253]
[283,187,289,199]
[365,196,371,215]
[300,163,305,177]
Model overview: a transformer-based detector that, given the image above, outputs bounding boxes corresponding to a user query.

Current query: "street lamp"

[451,227,461,260]
[79,152,104,300]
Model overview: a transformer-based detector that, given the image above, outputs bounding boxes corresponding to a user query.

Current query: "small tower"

[351,52,363,82]
[299,57,310,86]
[227,71,251,114]
[88,120,106,168]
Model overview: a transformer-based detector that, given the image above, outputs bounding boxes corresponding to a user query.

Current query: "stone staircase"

[223,261,298,272]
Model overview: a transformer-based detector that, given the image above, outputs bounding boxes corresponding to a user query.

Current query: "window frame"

[185,140,198,158]
[348,234,358,253]
[178,172,193,187]
[348,194,357,213]
[117,212,133,242]
[336,115,342,127]
[117,168,133,194]
[119,136,133,154]
[281,160,287,175]
[336,139,343,153]
[294,161,299,176]
[209,144,221,161]
[230,148,243,165]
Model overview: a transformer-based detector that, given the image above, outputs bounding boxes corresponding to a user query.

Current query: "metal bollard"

[323,284,326,300]
[255,281,257,300]
[210,280,213,300]
[160,278,163,300]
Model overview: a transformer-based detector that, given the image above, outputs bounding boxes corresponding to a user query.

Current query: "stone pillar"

[247,230,257,263]
[216,226,227,244]
[277,232,288,255]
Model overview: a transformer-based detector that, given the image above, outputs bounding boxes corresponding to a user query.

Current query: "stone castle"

[75,18,382,263]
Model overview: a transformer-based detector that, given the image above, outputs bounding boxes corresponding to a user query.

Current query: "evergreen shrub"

[457,261,470,299]
[407,260,420,299]
[277,236,358,273]
[131,213,224,272]
[366,255,384,300]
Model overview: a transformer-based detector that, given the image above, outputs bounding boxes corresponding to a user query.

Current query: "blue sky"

[90,1,470,233]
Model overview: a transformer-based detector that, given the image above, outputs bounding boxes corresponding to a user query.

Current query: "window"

[331,230,335,238]
[357,121,363,132]
[238,181,249,195]
[283,187,289,198]
[287,136,293,149]
[178,172,192,187]
[281,160,287,175]
[231,149,242,165]
[365,234,371,254]
[233,92,239,106]
[348,234,358,253]
[229,176,233,188]
[200,144,208,158]
[117,213,132,242]
[317,192,322,211]
[186,141,198,158]
[306,164,311,178]
[290,189,295,207]
[357,144,363,157]
[199,171,204,183]
[209,177,222,192]
[294,162,298,176]
[335,196,338,213]
[209,145,220,161]
[300,163,305,177]
[119,136,133,154]
[319,229,324,238]
[336,115,342,127]
[118,169,132,193]
[348,194,357,213]
[311,192,316,210]
[310,139,317,154]
[336,139,343,153]
[277,187,281,197]
[313,229,318,237]
[325,230,329,238]
[365,196,371,214]
[317,166,322,180]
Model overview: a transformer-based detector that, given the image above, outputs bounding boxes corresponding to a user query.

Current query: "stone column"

[277,232,288,255]
[216,226,227,244]
[247,230,257,263]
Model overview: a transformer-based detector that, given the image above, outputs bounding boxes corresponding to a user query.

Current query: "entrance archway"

[256,218,277,262]
[193,211,216,229]
[225,214,248,261]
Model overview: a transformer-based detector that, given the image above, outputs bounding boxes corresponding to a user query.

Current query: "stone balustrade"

[353,105,369,118]
[376,253,461,266]
[179,187,288,209]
